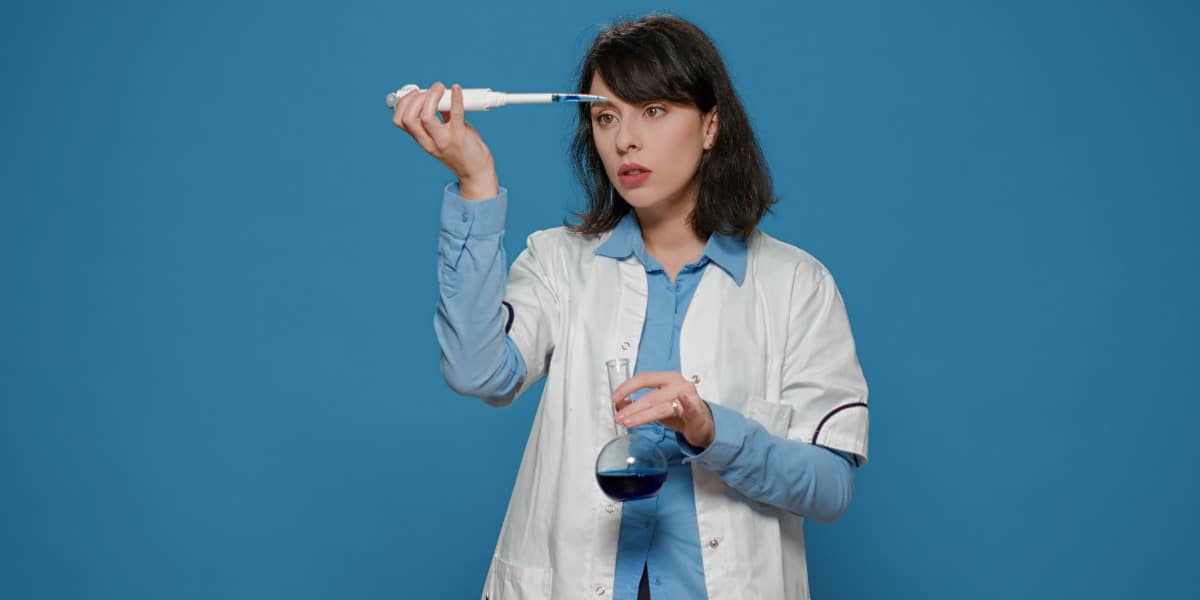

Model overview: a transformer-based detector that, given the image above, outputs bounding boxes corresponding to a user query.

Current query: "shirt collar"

[594,211,747,286]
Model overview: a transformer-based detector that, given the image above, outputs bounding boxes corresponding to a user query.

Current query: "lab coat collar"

[594,211,747,286]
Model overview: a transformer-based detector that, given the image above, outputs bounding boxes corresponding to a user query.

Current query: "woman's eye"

[645,106,666,117]
[594,113,615,125]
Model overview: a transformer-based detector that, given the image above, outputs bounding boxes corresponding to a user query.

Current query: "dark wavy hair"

[566,15,776,239]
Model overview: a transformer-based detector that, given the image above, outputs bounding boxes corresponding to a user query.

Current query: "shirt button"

[461,213,469,223]
[690,374,701,384]
[708,537,720,549]
[595,585,607,596]
[605,503,615,513]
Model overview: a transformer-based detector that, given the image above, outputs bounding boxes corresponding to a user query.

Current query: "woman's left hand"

[612,372,715,449]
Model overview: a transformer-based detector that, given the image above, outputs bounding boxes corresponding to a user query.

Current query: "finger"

[623,382,705,432]
[449,83,465,134]
[613,394,635,413]
[403,89,436,151]
[618,394,684,429]
[421,82,449,146]
[391,89,419,131]
[616,383,687,424]
[619,382,678,410]
[610,371,681,403]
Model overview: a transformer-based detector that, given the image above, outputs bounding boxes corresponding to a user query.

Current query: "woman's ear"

[703,108,718,150]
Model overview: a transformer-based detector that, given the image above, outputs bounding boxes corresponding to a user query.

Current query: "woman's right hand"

[392,81,499,200]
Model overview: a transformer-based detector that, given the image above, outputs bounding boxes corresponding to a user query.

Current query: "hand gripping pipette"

[385,84,606,112]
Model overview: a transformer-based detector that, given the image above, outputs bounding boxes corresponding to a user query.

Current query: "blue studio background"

[2,0,1197,598]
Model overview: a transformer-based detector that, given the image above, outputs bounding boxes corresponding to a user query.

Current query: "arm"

[612,266,869,522]
[676,406,857,523]
[433,183,527,406]
[394,83,550,405]
[611,370,859,522]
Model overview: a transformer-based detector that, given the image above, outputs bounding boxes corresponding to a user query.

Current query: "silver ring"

[671,399,681,417]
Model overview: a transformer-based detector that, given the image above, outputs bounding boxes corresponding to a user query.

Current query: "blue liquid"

[552,93,606,103]
[596,468,667,501]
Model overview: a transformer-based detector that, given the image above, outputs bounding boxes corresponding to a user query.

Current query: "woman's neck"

[634,198,706,277]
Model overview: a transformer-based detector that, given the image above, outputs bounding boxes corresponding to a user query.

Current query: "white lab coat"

[481,224,869,600]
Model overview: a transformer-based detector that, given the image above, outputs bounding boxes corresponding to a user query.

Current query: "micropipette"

[385,84,606,112]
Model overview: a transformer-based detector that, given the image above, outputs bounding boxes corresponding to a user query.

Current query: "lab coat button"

[708,537,720,549]
[595,585,607,595]
[605,503,615,513]
[690,374,701,384]
[620,341,630,350]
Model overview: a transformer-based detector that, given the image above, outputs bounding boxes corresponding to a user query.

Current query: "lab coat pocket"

[747,397,794,439]
[483,555,553,600]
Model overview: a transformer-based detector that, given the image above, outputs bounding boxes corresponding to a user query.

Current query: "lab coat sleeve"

[434,183,528,406]
[780,264,870,465]
[502,227,563,399]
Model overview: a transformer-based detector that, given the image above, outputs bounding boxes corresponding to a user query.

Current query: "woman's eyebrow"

[589,100,617,111]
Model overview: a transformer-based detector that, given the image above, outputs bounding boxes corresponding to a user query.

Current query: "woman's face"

[588,73,717,217]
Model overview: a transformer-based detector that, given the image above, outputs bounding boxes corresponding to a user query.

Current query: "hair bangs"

[587,40,698,108]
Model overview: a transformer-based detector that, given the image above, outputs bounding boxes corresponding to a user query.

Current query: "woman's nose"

[614,122,641,153]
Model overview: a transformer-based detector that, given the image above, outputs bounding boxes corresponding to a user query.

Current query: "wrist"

[690,430,715,449]
[687,403,717,448]
[677,403,745,470]
[457,164,498,201]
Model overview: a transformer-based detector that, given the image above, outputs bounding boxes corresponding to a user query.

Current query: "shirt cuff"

[678,402,749,471]
[440,182,507,238]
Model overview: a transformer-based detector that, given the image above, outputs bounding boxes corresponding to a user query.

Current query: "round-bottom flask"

[595,358,667,502]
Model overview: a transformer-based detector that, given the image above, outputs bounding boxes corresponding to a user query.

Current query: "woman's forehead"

[588,72,615,95]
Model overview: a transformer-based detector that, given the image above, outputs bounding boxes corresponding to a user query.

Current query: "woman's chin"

[622,190,693,215]
[619,188,661,208]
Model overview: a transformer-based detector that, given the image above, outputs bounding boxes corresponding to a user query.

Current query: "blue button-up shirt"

[594,210,741,600]
[433,184,857,600]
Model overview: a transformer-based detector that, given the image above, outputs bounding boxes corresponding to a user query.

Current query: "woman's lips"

[618,171,651,186]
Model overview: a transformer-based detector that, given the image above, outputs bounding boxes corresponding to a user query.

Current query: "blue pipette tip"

[552,94,608,103]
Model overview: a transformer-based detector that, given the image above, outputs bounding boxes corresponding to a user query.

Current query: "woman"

[393,15,869,600]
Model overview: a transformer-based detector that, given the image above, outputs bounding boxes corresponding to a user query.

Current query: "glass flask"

[594,358,668,501]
